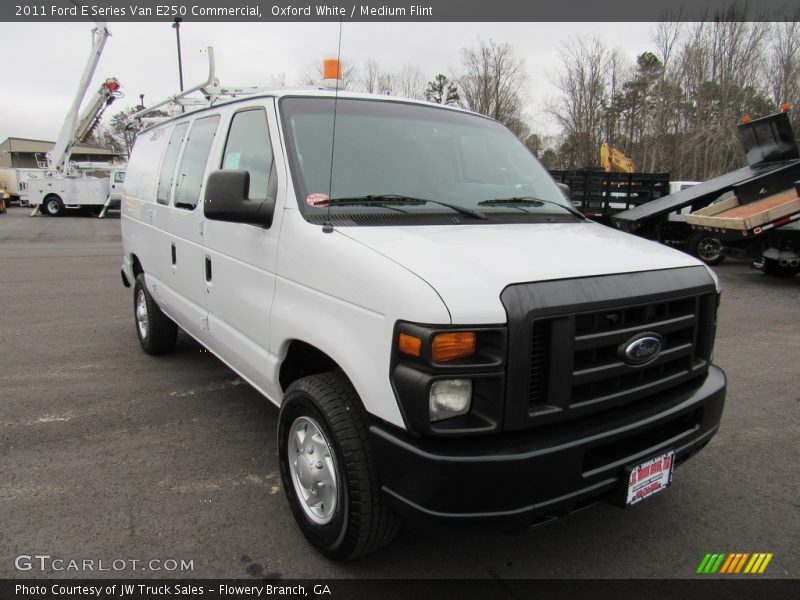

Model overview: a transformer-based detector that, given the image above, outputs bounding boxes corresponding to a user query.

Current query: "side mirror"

[556,182,572,202]
[204,169,274,227]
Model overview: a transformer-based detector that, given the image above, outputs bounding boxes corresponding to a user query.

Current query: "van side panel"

[122,127,170,290]
[270,209,451,428]
[202,100,285,393]
[150,116,220,340]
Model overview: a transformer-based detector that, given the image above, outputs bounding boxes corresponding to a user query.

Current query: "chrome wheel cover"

[135,289,148,340]
[288,416,339,524]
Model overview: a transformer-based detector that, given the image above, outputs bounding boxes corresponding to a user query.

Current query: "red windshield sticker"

[306,193,330,208]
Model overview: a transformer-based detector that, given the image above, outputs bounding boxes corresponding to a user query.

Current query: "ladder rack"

[127,47,274,129]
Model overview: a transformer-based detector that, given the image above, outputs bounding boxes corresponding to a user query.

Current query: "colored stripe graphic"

[719,554,736,573]
[697,553,773,574]
[710,554,726,573]
[745,554,761,573]
[696,554,712,574]
[758,554,773,573]
[734,553,749,573]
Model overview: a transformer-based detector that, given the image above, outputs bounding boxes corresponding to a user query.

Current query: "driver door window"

[221,108,275,201]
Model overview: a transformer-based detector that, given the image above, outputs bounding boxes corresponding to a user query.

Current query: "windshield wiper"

[329,194,487,220]
[479,196,586,219]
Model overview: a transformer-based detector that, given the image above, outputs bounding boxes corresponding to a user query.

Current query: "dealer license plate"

[626,450,674,506]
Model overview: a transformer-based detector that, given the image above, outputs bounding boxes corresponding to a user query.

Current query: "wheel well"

[131,254,144,278]
[279,341,338,391]
[44,193,62,202]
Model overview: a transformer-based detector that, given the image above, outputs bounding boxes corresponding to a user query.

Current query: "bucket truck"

[28,19,125,218]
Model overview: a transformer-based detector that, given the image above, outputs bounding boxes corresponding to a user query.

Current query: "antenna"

[322,18,344,234]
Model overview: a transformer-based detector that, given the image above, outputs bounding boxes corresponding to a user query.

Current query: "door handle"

[205,256,212,282]
[171,243,176,266]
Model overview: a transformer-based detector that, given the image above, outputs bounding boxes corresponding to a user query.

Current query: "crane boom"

[47,20,112,174]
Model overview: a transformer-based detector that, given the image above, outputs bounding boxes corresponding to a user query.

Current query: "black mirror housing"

[204,169,274,227]
[556,182,572,202]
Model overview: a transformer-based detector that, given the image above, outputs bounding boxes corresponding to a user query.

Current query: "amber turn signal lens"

[741,114,751,124]
[398,333,422,357]
[781,102,792,113]
[432,332,477,363]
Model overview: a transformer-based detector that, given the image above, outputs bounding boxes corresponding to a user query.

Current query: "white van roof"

[138,87,485,132]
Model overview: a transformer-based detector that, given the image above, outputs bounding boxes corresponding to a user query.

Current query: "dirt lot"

[1,206,797,579]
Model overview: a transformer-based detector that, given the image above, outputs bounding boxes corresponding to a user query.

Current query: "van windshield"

[280,97,576,224]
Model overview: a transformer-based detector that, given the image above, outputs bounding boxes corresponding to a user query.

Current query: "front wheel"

[42,195,64,216]
[133,274,178,354]
[278,372,399,560]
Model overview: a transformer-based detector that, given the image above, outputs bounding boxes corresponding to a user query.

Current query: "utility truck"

[614,105,800,277]
[28,18,124,218]
[121,51,726,559]
[0,168,47,206]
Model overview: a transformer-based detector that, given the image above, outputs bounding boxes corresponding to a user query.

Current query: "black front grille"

[500,267,718,431]
[528,320,551,405]
[533,294,707,413]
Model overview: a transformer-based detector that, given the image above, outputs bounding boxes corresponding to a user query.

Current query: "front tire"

[278,372,400,560]
[42,195,64,216]
[133,274,178,354]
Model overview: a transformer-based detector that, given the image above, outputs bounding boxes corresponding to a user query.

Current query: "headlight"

[429,379,472,422]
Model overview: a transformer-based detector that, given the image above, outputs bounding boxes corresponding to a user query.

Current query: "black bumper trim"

[370,365,725,528]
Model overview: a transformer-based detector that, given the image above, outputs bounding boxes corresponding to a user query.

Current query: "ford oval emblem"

[620,334,663,365]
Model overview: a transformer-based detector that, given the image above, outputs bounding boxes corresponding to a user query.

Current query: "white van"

[120,90,726,559]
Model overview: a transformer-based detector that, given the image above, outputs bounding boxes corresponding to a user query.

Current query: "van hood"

[336,221,703,323]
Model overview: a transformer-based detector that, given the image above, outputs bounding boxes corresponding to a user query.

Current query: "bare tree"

[545,9,791,180]
[676,17,771,178]
[360,58,381,93]
[646,21,685,173]
[458,39,529,136]
[270,72,288,87]
[394,64,427,100]
[548,37,612,168]
[768,19,800,132]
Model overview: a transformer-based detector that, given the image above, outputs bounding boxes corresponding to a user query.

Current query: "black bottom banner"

[1,579,798,600]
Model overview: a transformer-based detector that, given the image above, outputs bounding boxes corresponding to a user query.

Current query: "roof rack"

[126,47,272,128]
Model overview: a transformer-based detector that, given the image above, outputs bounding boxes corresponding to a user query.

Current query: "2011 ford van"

[120,89,726,559]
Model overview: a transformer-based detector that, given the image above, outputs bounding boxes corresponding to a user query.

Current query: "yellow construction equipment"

[600,142,635,173]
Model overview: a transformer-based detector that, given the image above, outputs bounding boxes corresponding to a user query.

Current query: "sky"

[0,21,656,143]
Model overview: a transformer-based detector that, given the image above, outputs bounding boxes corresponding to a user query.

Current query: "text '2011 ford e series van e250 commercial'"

[120,89,726,560]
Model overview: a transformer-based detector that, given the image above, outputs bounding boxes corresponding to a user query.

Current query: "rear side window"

[125,126,169,201]
[156,122,189,205]
[221,109,274,200]
[174,115,220,210]
[114,171,125,183]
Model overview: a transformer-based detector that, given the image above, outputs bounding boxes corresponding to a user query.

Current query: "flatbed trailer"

[613,109,800,277]
[548,168,670,224]
[685,186,800,232]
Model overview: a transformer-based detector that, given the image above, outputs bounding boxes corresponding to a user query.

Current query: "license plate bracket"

[624,450,675,506]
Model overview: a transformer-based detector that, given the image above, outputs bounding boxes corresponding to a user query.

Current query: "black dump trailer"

[612,109,800,276]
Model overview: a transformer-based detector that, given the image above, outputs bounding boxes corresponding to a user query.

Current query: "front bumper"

[370,365,725,529]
